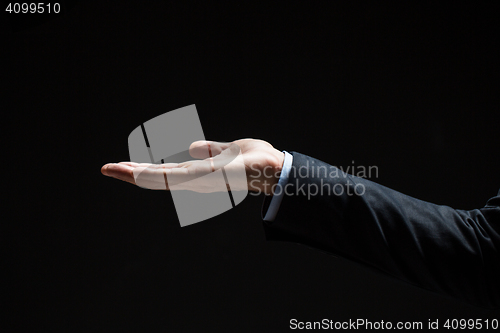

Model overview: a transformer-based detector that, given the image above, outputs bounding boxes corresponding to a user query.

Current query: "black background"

[2,1,500,331]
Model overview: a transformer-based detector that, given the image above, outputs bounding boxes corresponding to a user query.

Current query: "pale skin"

[101,138,285,195]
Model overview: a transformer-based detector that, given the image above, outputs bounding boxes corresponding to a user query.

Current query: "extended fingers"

[102,152,232,191]
[118,162,178,168]
[101,163,136,185]
[133,163,206,190]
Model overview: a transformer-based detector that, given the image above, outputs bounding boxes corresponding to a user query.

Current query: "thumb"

[189,140,231,159]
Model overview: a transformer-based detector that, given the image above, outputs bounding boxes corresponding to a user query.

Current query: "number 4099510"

[6,3,60,14]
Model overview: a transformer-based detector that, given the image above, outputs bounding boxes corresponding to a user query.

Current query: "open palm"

[101,138,284,195]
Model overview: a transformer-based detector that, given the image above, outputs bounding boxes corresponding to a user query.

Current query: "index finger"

[101,163,137,185]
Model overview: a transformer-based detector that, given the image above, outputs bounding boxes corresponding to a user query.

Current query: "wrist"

[263,149,285,195]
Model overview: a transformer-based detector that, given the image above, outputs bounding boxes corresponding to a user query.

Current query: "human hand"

[101,138,285,195]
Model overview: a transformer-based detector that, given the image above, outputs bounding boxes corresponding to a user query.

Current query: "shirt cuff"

[262,150,293,222]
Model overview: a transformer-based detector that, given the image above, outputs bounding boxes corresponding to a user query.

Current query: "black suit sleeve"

[261,151,500,309]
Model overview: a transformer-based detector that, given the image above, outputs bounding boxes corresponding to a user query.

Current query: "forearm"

[262,151,500,308]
